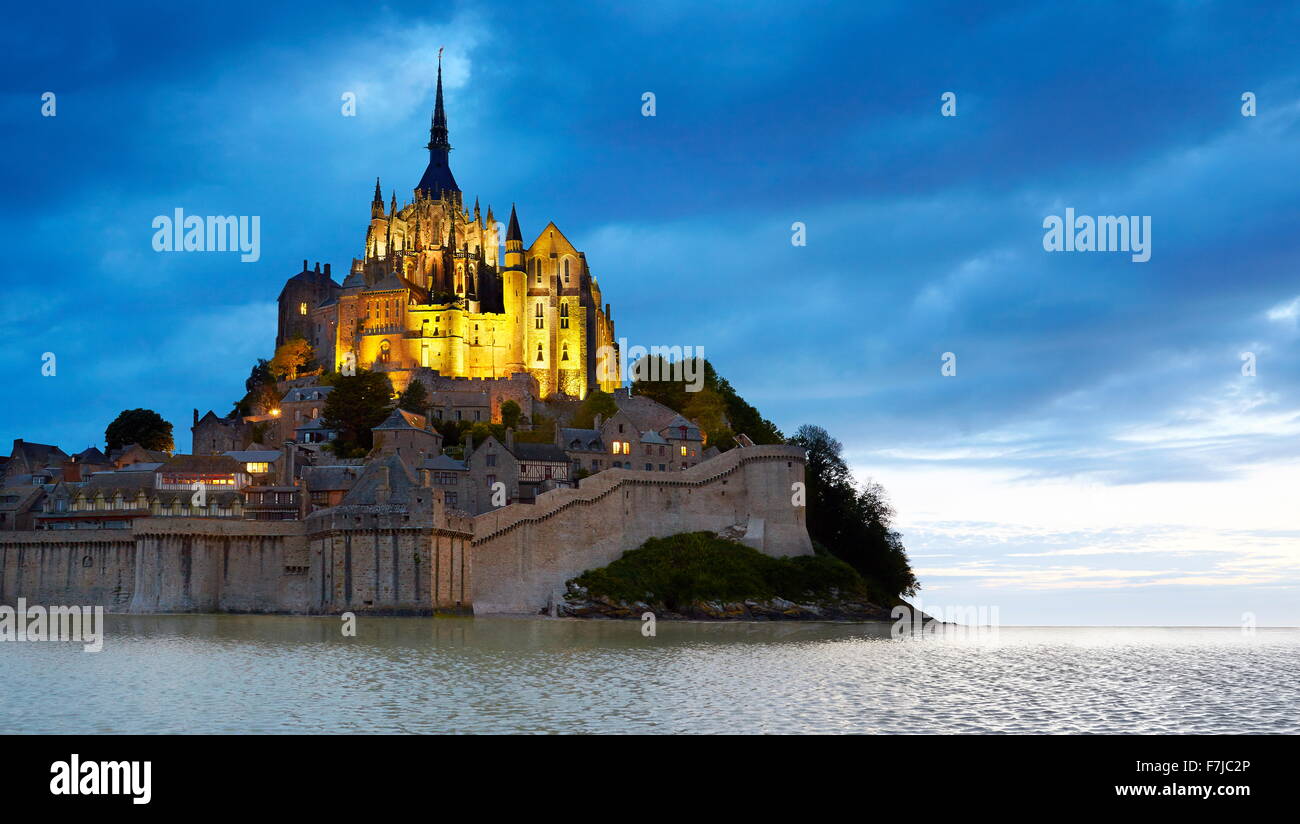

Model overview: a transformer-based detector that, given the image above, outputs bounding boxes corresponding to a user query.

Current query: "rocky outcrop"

[550,582,896,622]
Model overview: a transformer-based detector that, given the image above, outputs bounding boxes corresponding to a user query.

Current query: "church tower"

[280,47,618,404]
[415,50,460,206]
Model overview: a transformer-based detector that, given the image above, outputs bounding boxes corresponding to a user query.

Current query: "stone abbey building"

[278,56,619,401]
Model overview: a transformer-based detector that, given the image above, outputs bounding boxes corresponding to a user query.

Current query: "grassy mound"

[572,531,875,610]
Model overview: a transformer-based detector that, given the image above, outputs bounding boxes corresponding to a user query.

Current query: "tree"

[500,399,522,429]
[570,391,617,428]
[105,409,175,453]
[230,358,280,416]
[245,359,274,394]
[268,337,314,380]
[321,370,394,453]
[789,424,918,600]
[631,358,783,446]
[397,379,430,415]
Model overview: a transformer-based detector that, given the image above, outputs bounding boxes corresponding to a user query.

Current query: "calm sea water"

[2,616,1296,734]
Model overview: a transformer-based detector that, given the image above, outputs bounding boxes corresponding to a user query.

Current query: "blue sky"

[3,1,1298,624]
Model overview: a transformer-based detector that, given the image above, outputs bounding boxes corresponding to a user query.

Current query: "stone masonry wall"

[470,444,812,614]
[0,446,811,616]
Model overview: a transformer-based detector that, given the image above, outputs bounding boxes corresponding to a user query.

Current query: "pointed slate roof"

[415,51,460,199]
[339,452,419,506]
[373,408,428,432]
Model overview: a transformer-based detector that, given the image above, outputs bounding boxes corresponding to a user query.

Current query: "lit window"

[680,446,687,456]
[535,302,544,329]
[246,462,270,474]
[299,302,307,315]
[560,304,569,329]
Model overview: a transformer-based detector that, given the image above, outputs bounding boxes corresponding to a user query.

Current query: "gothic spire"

[416,47,461,201]
[430,48,449,153]
[506,203,521,244]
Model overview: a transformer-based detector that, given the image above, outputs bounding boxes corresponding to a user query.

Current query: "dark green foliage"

[435,418,464,447]
[631,357,783,446]
[573,532,872,611]
[245,359,274,394]
[105,408,175,453]
[513,412,556,443]
[500,399,522,429]
[397,379,430,415]
[233,357,280,417]
[321,370,394,453]
[789,424,918,599]
[469,421,506,447]
[570,390,618,429]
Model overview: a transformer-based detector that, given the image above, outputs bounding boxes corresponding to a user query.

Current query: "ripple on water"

[2,618,1298,734]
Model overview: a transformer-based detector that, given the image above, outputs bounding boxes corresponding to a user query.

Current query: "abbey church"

[277,56,619,402]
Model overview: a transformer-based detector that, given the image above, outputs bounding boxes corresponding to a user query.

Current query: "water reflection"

[3,616,1296,734]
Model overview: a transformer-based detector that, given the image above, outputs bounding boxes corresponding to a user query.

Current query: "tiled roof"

[84,471,158,491]
[420,454,467,472]
[339,453,419,506]
[373,408,430,432]
[73,447,109,464]
[511,442,569,463]
[559,428,604,451]
[224,450,282,463]
[10,440,68,469]
[157,454,243,474]
[282,386,334,403]
[302,465,362,491]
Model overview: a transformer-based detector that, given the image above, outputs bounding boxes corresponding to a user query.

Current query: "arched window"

[534,302,544,329]
[379,339,391,363]
[560,303,570,329]
[561,343,569,362]
[563,258,570,284]
[535,342,544,362]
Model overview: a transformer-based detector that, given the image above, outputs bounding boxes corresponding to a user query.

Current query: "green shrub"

[573,532,874,610]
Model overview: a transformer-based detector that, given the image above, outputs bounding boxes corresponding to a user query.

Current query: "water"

[2,616,1297,734]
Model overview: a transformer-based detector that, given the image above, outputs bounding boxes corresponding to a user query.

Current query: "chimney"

[594,413,603,430]
[314,261,321,273]
[303,259,308,272]
[375,465,391,505]
[282,441,296,485]
[324,263,331,278]
[420,469,431,487]
[193,409,199,426]
[505,428,515,452]
[464,433,473,456]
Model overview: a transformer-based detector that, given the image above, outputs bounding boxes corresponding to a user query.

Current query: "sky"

[2,1,1298,625]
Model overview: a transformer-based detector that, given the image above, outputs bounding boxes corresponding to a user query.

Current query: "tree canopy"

[268,337,314,380]
[570,390,617,429]
[321,370,394,455]
[500,399,522,429]
[105,408,175,453]
[631,356,783,447]
[789,424,918,600]
[397,379,430,415]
